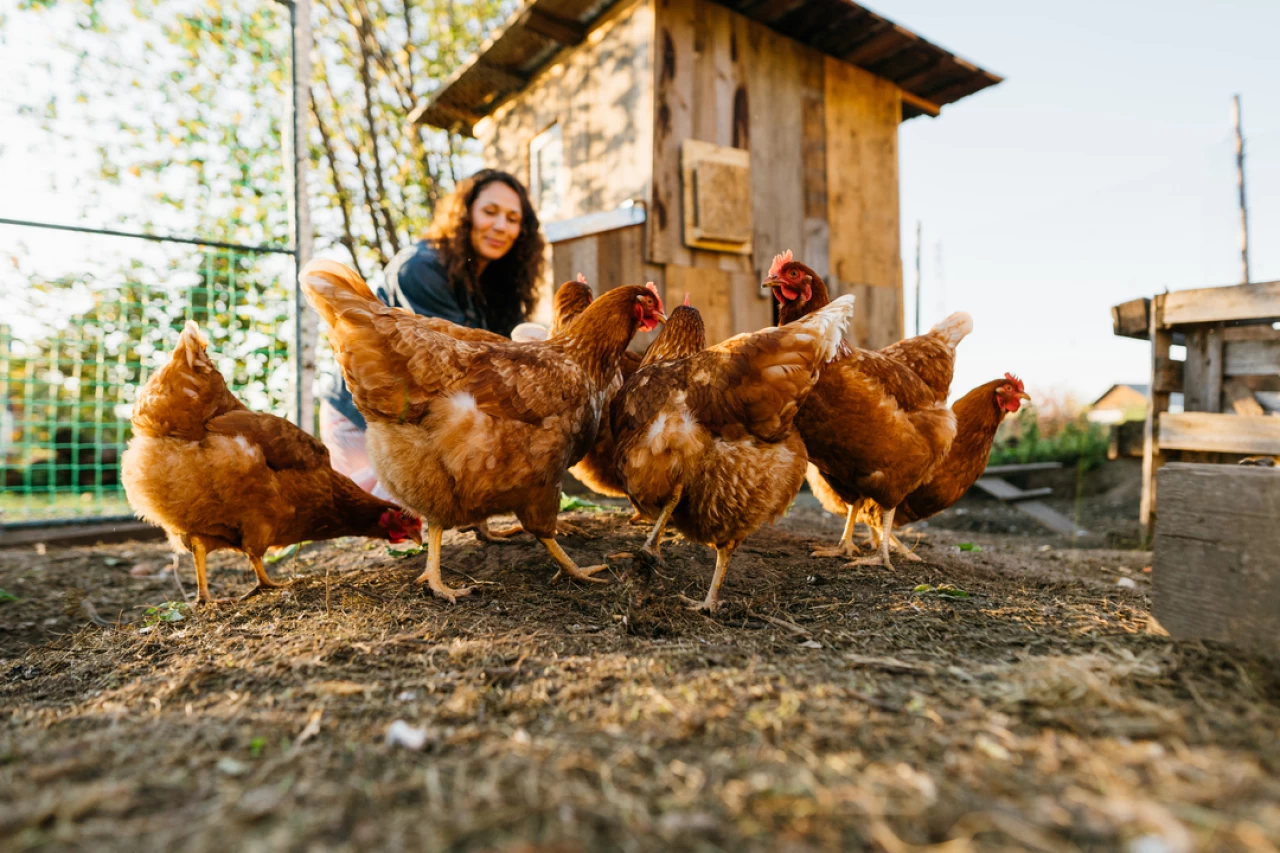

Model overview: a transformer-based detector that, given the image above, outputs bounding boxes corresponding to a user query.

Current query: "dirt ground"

[2,464,1278,852]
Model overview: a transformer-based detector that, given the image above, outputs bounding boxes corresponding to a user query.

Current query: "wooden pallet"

[973,462,1090,538]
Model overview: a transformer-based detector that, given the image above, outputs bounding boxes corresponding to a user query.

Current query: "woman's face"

[469,181,523,263]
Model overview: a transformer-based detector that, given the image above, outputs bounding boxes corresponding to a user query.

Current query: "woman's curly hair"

[424,169,544,336]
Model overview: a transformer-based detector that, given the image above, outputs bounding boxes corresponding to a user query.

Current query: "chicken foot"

[540,538,610,583]
[414,524,474,602]
[862,518,923,562]
[607,486,681,568]
[811,504,861,559]
[682,539,739,613]
[847,506,903,570]
[238,554,289,600]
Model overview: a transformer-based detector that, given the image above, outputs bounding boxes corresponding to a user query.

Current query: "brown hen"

[765,251,972,570]
[611,296,855,611]
[300,260,664,601]
[122,322,421,603]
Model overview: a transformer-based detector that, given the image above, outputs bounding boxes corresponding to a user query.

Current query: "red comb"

[1004,372,1024,391]
[768,249,794,279]
[643,281,665,315]
[576,273,588,284]
[683,293,690,307]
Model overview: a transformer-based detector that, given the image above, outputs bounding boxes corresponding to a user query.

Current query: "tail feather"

[929,311,973,349]
[174,320,209,369]
[299,259,380,330]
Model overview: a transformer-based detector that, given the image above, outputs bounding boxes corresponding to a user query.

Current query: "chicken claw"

[811,505,860,559]
[414,525,474,602]
[842,507,902,570]
[539,538,610,584]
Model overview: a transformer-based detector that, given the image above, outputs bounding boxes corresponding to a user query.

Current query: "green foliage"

[559,494,605,513]
[989,408,1110,471]
[0,589,19,604]
[912,583,971,599]
[143,600,189,625]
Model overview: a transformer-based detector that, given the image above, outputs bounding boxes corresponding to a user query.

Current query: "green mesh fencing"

[1,241,297,525]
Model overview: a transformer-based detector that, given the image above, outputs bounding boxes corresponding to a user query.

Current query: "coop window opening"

[529,122,566,221]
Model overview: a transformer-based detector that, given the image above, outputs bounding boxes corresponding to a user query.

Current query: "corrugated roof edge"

[412,0,1002,135]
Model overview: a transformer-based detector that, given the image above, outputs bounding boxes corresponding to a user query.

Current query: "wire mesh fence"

[1,225,297,526]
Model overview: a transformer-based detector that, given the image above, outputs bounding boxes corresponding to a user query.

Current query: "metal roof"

[410,0,1002,135]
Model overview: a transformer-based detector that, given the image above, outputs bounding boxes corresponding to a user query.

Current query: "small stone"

[385,720,428,751]
[217,757,250,776]
[1116,577,1138,589]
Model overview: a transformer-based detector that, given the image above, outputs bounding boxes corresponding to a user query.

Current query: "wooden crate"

[1113,280,1280,539]
[1153,462,1280,660]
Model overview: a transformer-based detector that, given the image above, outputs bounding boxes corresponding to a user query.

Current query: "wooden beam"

[475,58,531,91]
[1159,411,1280,455]
[1162,279,1280,326]
[1224,378,1266,416]
[1111,297,1151,340]
[899,88,941,118]
[1141,294,1171,540]
[517,7,587,45]
[1152,355,1184,394]
[972,478,1053,501]
[1153,462,1280,660]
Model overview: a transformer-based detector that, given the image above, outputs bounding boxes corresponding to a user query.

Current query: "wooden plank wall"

[1154,462,1280,660]
[549,224,662,350]
[823,56,904,350]
[649,0,813,340]
[480,0,653,221]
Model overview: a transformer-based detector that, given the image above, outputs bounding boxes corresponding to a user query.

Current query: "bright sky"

[890,0,1280,404]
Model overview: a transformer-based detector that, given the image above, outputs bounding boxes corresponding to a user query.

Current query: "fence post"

[286,0,316,433]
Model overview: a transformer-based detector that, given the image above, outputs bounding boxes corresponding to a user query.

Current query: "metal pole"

[913,221,922,336]
[1232,95,1250,285]
[282,0,315,432]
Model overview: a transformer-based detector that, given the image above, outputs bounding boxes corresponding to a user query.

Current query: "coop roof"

[410,0,1002,135]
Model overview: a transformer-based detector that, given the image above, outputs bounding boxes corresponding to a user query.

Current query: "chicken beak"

[1018,391,1031,402]
[652,310,667,325]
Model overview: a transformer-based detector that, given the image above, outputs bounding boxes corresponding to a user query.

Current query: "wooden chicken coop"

[411,0,1000,349]
[1115,281,1280,657]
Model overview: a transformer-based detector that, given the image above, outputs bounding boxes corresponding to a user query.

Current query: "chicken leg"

[811,504,861,559]
[684,539,739,612]
[848,506,901,569]
[414,524,473,602]
[641,485,682,563]
[540,538,610,583]
[191,538,215,605]
[240,554,288,600]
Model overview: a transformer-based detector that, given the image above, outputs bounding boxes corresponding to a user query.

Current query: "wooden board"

[1159,411,1280,455]
[665,263,733,344]
[481,0,652,222]
[1111,297,1151,340]
[550,224,646,294]
[1224,378,1266,416]
[1224,339,1280,376]
[1161,280,1280,326]
[680,139,753,252]
[971,478,1053,502]
[1181,326,1223,412]
[1141,294,1171,538]
[650,0,811,280]
[1153,462,1280,659]
[823,55,903,349]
